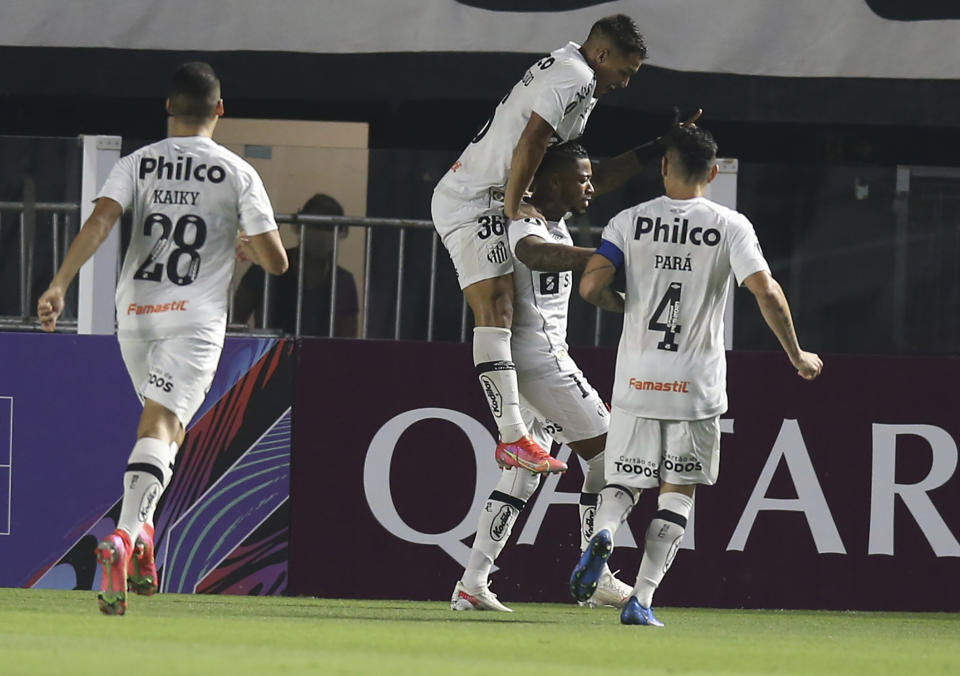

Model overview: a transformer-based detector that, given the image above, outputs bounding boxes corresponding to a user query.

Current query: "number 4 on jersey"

[648,282,682,351]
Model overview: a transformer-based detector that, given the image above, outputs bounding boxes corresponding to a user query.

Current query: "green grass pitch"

[1,589,957,675]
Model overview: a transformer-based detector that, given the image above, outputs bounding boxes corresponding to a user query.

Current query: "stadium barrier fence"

[0,206,618,346]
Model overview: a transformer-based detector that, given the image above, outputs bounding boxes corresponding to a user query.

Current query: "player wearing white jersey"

[37,63,288,615]
[432,15,652,477]
[452,143,631,612]
[569,125,822,626]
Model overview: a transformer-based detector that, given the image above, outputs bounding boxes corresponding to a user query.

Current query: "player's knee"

[473,297,513,327]
[570,434,605,461]
[466,278,514,327]
[138,398,183,443]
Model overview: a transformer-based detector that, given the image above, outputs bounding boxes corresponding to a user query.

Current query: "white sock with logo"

[592,483,639,542]
[117,437,175,541]
[633,491,694,607]
[143,440,178,529]
[578,453,606,551]
[473,327,526,443]
[462,467,541,590]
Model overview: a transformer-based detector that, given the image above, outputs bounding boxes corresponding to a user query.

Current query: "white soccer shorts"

[431,187,512,290]
[604,409,720,489]
[517,361,609,446]
[119,337,222,428]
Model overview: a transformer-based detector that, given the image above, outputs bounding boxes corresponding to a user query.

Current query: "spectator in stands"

[235,193,359,337]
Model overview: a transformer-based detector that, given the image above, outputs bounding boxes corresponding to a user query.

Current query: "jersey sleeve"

[531,64,591,131]
[508,217,551,257]
[596,212,632,267]
[600,210,631,252]
[728,213,770,285]
[237,165,278,237]
[95,153,137,210]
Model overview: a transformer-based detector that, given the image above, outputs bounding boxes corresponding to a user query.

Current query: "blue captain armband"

[595,239,624,269]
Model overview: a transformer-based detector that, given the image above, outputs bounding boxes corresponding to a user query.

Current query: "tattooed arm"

[514,234,595,273]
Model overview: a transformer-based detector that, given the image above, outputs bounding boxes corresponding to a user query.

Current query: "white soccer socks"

[579,453,606,551]
[116,437,176,540]
[592,483,639,542]
[632,491,694,607]
[461,467,541,590]
[473,327,526,443]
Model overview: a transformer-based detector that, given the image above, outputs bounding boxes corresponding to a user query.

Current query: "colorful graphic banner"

[289,339,960,611]
[3,334,957,610]
[0,334,292,595]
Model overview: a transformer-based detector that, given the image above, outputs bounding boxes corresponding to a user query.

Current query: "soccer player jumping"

[570,124,822,626]
[451,142,632,612]
[38,63,288,615]
[432,15,653,475]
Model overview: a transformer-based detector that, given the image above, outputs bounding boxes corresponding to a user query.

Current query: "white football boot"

[581,566,631,608]
[450,580,513,612]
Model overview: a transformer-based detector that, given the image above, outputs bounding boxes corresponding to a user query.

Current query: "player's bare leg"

[621,482,695,626]
[464,275,566,474]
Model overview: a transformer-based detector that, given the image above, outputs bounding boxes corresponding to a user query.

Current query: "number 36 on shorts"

[477,214,505,240]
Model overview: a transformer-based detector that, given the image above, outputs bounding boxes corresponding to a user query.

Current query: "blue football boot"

[569,529,613,602]
[620,597,664,627]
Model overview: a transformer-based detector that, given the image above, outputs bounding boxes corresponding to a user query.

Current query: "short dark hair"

[588,15,647,59]
[662,125,718,182]
[300,193,344,216]
[537,141,590,179]
[168,62,221,119]
[299,193,347,237]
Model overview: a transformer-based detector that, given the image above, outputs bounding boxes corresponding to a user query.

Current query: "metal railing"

[240,213,611,344]
[0,200,80,330]
[2,206,612,345]
[270,213,444,341]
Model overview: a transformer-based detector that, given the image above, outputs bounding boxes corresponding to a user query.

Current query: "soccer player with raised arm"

[432,15,656,476]
[37,63,288,615]
[451,143,632,612]
[569,125,822,626]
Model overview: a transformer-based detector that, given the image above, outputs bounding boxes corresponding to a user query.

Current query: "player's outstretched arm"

[579,252,624,313]
[241,230,289,276]
[515,234,594,273]
[504,113,555,220]
[589,149,645,196]
[37,197,123,332]
[743,270,822,380]
[591,108,703,196]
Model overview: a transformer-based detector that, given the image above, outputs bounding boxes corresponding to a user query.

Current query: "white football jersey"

[437,42,597,200]
[508,217,575,377]
[600,196,770,420]
[98,136,277,344]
